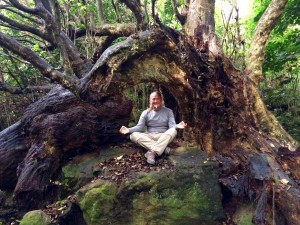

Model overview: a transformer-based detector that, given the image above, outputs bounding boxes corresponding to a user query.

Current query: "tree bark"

[0,0,299,223]
[1,25,299,222]
[0,85,132,209]
[97,0,106,24]
[246,0,288,86]
[0,121,29,189]
[243,0,297,149]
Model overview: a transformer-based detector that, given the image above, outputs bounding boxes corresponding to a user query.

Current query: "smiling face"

[149,92,162,110]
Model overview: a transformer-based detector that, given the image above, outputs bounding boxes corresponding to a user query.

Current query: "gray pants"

[130,128,177,156]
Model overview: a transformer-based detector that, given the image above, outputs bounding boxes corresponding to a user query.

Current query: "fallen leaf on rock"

[116,155,123,160]
[280,178,289,185]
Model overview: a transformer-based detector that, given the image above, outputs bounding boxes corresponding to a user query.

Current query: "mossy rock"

[62,152,102,192]
[232,202,255,225]
[62,147,136,192]
[19,210,51,225]
[76,147,224,225]
[76,180,118,224]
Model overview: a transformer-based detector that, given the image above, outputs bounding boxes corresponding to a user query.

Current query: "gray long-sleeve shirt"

[128,106,177,133]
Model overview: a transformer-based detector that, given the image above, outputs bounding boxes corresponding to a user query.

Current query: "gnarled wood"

[1,85,132,209]
[276,186,300,225]
[0,0,299,223]
[0,121,28,189]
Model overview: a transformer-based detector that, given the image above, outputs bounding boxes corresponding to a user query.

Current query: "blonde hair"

[148,91,164,111]
[150,91,162,99]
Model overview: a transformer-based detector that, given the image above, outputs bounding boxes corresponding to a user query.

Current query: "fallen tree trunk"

[0,85,132,209]
[276,185,300,225]
[0,0,299,223]
[0,29,299,224]
[0,121,28,189]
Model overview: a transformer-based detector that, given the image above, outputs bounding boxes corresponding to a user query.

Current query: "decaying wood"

[276,186,300,225]
[0,121,29,189]
[0,28,299,223]
[277,146,300,181]
[0,85,132,209]
[0,0,299,223]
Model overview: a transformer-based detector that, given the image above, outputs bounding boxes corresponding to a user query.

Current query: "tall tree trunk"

[185,0,217,54]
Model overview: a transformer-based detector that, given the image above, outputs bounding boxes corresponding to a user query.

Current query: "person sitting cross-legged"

[119,91,187,165]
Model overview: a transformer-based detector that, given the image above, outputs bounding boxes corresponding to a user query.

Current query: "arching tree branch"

[0,82,52,94]
[0,14,51,42]
[0,5,43,24]
[80,29,168,86]
[72,23,136,39]
[9,0,92,78]
[90,36,118,63]
[246,0,288,86]
[8,0,39,14]
[0,32,80,94]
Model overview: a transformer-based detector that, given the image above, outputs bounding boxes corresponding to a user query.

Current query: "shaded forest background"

[0,0,299,141]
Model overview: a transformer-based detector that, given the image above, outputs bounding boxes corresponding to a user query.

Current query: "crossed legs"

[130,128,177,156]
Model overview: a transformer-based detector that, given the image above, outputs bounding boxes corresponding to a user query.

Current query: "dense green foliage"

[215,0,300,141]
[261,0,300,141]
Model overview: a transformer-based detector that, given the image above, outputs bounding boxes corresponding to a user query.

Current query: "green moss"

[129,180,212,225]
[62,149,127,192]
[116,171,222,225]
[75,147,224,225]
[128,173,157,189]
[233,203,255,225]
[78,182,117,225]
[238,214,253,225]
[19,210,51,225]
